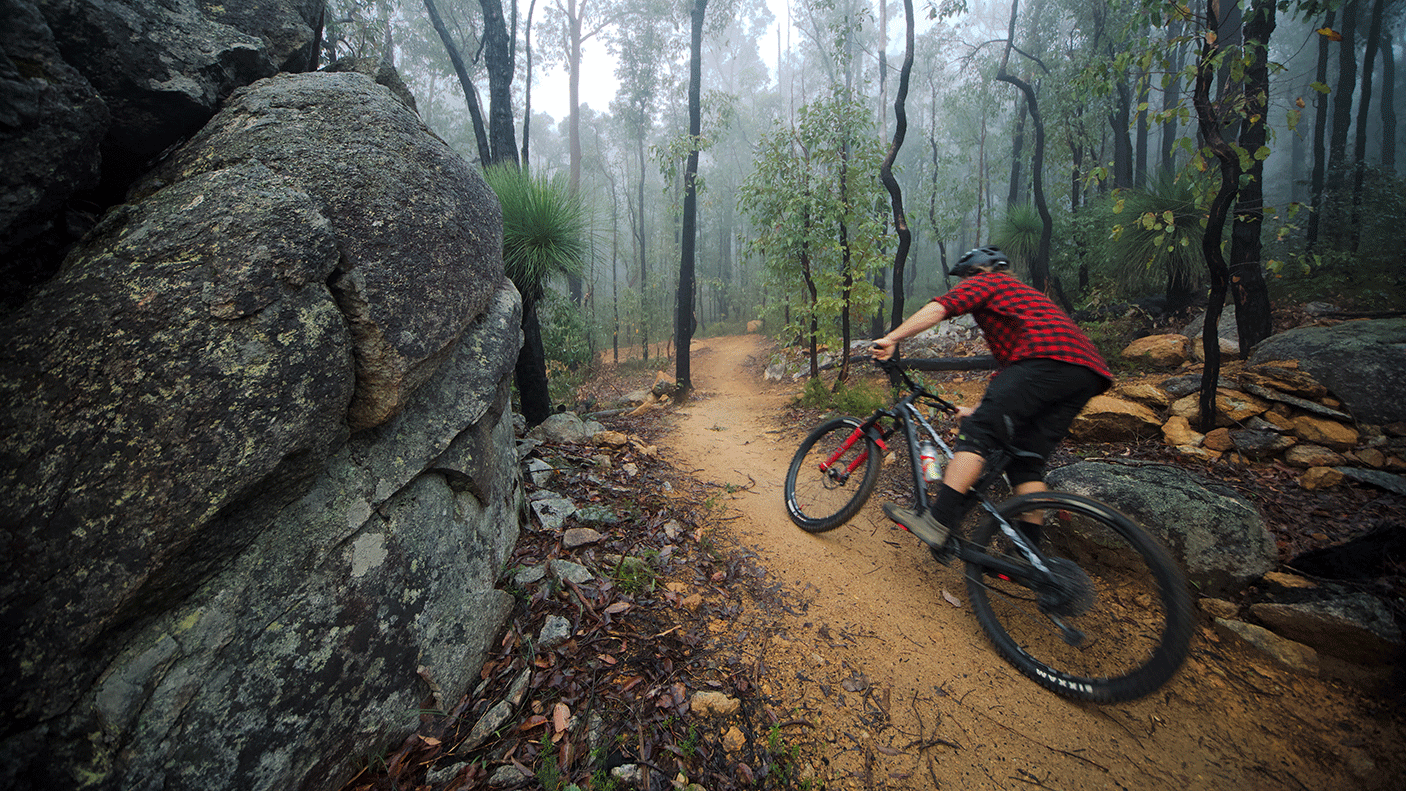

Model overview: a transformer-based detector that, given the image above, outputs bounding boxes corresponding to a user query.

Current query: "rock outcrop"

[0,70,523,791]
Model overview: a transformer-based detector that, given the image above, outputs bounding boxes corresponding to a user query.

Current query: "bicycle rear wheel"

[964,492,1192,703]
[784,417,881,533]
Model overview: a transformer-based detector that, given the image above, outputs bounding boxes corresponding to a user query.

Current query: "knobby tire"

[964,491,1193,703]
[784,417,881,532]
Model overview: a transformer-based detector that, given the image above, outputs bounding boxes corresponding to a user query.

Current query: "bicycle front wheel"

[964,492,1193,703]
[784,417,881,533]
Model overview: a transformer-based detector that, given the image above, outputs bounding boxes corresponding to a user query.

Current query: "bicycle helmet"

[949,246,1010,277]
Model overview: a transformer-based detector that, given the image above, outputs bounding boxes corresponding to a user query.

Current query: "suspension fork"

[819,420,888,481]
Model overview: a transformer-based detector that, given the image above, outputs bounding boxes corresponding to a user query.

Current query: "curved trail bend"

[658,333,1400,791]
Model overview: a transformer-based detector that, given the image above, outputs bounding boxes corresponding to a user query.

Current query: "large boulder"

[33,0,321,190]
[2,0,324,298]
[1047,462,1276,597]
[136,71,505,429]
[0,71,523,791]
[0,0,109,282]
[1250,318,1406,425]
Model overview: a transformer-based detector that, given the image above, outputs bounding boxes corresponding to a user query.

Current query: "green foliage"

[607,554,658,596]
[1101,171,1210,301]
[796,376,889,416]
[481,164,589,301]
[994,204,1042,276]
[737,94,889,357]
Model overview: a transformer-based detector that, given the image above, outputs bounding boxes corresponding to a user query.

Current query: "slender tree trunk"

[1350,0,1388,252]
[1229,0,1276,354]
[424,0,491,165]
[1306,9,1335,250]
[1193,0,1239,435]
[636,130,648,361]
[479,0,519,166]
[1110,67,1134,188]
[997,0,1057,300]
[882,0,915,334]
[1008,99,1027,206]
[1160,21,1183,174]
[675,0,707,399]
[564,0,592,303]
[1325,0,1359,247]
[1383,24,1397,173]
[521,0,537,168]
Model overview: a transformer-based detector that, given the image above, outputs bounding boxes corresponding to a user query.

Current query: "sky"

[530,0,794,121]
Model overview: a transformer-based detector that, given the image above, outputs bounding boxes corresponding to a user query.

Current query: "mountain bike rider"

[869,246,1113,550]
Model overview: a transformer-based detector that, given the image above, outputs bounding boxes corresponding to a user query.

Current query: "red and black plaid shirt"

[934,272,1113,384]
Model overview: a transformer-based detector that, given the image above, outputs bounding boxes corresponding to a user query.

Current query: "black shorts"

[954,359,1108,486]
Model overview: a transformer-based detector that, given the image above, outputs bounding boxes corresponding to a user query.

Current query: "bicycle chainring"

[1037,558,1095,618]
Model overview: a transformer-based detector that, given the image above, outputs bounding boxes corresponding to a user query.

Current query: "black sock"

[930,484,972,527]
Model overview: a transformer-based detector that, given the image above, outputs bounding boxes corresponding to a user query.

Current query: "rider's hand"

[955,405,975,418]
[871,337,896,361]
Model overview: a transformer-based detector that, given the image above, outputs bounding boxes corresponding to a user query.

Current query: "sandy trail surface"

[656,333,1402,790]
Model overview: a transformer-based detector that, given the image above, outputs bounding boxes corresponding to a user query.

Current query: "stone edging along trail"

[656,334,1402,791]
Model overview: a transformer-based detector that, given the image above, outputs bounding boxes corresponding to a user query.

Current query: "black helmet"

[949,246,1010,277]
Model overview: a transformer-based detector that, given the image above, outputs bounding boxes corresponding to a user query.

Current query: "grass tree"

[482,164,589,427]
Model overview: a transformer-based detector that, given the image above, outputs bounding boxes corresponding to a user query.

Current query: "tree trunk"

[516,296,553,426]
[997,0,1056,299]
[1109,70,1134,188]
[1193,0,1239,435]
[1229,0,1276,355]
[1159,21,1183,174]
[479,0,519,166]
[521,0,537,168]
[1350,0,1388,252]
[675,0,707,399]
[1008,99,1027,206]
[636,130,648,361]
[424,0,491,166]
[1382,22,1397,173]
[1325,0,1359,247]
[1305,9,1335,250]
[882,0,915,334]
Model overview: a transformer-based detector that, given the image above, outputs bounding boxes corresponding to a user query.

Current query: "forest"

[322,0,1405,414]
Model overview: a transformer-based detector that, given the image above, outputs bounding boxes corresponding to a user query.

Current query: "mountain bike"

[782,358,1193,703]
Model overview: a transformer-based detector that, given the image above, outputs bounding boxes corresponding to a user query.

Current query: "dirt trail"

[659,334,1402,791]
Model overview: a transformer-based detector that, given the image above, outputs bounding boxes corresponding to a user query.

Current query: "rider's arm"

[871,300,948,360]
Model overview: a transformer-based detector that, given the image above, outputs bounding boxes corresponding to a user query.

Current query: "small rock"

[1121,334,1190,367]
[610,764,645,787]
[1117,382,1173,408]
[1284,444,1346,468]
[1261,572,1316,589]
[594,430,630,447]
[1173,445,1222,462]
[1335,467,1406,496]
[663,520,683,540]
[1229,429,1296,458]
[1214,618,1319,674]
[1199,598,1240,619]
[1162,415,1204,447]
[488,764,533,787]
[539,615,573,649]
[1301,467,1344,490]
[530,494,577,532]
[576,505,620,525]
[722,726,747,753]
[563,527,603,548]
[621,462,638,477]
[549,559,594,585]
[513,565,547,586]
[525,458,557,486]
[691,690,741,716]
[592,454,612,469]
[1292,415,1359,451]
[1204,427,1235,452]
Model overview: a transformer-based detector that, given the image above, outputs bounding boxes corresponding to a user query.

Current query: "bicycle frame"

[871,362,1058,589]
